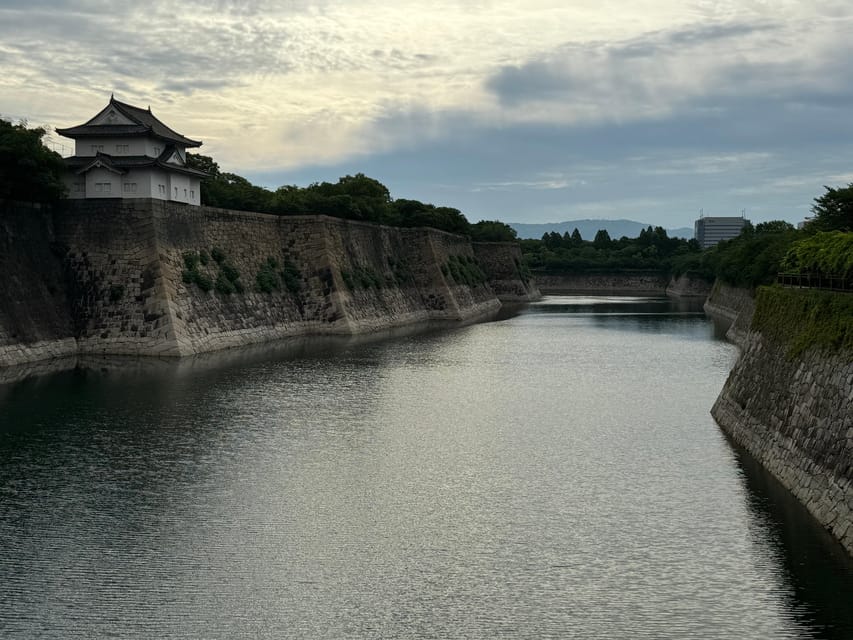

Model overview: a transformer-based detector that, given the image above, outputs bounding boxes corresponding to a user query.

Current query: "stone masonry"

[708,282,853,556]
[0,199,538,365]
[712,334,853,555]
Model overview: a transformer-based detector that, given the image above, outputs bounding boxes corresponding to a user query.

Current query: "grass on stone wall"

[444,254,487,287]
[340,265,383,290]
[752,285,853,357]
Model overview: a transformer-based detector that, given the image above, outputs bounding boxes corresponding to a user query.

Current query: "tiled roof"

[57,96,202,148]
[65,152,208,178]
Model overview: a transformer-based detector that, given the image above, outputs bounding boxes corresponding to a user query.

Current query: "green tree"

[0,118,66,203]
[810,184,853,232]
[593,229,612,249]
[469,220,517,242]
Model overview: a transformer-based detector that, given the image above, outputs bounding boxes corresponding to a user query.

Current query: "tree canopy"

[810,184,853,232]
[0,118,66,203]
[186,153,519,239]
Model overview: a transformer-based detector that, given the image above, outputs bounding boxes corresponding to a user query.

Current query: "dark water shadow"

[727,438,853,639]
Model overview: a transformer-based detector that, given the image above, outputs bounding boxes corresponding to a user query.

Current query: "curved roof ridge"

[57,96,202,148]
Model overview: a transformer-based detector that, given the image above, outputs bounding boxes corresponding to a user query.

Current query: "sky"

[2,0,852,228]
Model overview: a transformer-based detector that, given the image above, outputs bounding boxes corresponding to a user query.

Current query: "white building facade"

[57,96,206,204]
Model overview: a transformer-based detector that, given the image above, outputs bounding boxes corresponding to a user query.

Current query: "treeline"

[519,183,853,289]
[520,225,700,274]
[186,154,516,242]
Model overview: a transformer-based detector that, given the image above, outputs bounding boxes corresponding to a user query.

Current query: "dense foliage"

[673,221,799,288]
[0,118,66,203]
[810,184,853,232]
[781,231,853,279]
[520,225,700,274]
[186,153,516,239]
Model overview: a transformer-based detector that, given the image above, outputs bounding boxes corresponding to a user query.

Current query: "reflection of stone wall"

[1,200,536,366]
[0,203,77,366]
[712,335,853,556]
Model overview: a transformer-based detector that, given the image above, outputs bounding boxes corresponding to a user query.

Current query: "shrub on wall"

[182,248,242,294]
[282,260,302,295]
[256,257,280,293]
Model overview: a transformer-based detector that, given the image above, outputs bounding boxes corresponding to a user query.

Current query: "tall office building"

[694,216,750,249]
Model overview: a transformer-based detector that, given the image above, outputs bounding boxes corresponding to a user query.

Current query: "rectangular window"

[174,187,178,197]
[115,144,129,153]
[123,183,138,193]
[104,183,111,194]
[91,144,103,154]
[154,147,161,155]
[190,190,195,200]
[184,188,187,197]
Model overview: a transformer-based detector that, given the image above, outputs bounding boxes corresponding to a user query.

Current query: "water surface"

[1,296,851,639]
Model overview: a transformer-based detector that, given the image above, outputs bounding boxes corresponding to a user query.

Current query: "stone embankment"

[0,199,539,366]
[535,272,669,295]
[709,283,853,556]
[703,281,755,346]
[665,274,712,298]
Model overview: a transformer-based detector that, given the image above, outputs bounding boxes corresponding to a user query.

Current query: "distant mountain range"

[508,219,694,241]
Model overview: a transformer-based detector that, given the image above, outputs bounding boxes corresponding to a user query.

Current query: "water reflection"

[0,295,851,639]
[732,441,853,639]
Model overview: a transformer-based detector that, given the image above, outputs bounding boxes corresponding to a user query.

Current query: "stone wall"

[534,272,669,295]
[1,199,531,365]
[665,274,713,298]
[712,334,853,556]
[703,281,755,347]
[472,241,540,302]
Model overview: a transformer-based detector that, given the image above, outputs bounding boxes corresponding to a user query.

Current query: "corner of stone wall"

[712,331,853,556]
[472,241,541,302]
[703,280,755,348]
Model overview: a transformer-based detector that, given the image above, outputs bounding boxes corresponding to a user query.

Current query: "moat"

[1,296,852,639]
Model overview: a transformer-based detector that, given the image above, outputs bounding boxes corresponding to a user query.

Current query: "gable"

[88,105,136,126]
[166,148,185,165]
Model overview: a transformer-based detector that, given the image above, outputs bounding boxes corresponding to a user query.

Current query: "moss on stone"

[752,285,853,357]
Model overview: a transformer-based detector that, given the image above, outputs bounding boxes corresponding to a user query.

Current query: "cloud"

[2,0,853,229]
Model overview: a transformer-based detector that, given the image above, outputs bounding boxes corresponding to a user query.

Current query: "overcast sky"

[2,0,852,227]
